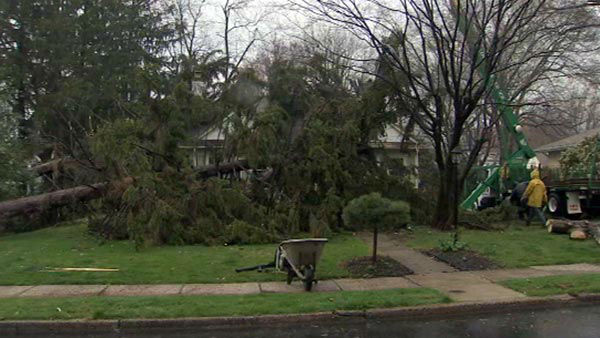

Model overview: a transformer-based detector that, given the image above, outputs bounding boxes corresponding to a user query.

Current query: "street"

[8,304,600,338]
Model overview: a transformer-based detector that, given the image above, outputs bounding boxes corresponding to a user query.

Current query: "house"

[370,124,425,187]
[534,127,600,168]
[180,121,423,186]
[179,125,227,168]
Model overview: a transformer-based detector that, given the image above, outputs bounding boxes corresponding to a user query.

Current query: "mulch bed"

[343,256,413,278]
[424,249,501,271]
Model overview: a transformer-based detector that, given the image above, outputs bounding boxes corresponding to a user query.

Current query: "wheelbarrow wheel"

[286,269,295,285]
[303,266,315,291]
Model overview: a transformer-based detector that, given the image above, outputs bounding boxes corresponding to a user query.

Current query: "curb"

[2,294,600,335]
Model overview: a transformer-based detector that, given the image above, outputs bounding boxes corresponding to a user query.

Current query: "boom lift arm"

[446,0,538,209]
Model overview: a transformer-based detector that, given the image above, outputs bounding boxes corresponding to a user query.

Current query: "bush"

[224,220,277,245]
[343,193,410,262]
[438,231,468,252]
[382,177,435,226]
[459,201,519,229]
[343,193,411,230]
[559,136,598,179]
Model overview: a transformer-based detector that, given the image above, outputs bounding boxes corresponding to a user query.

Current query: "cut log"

[547,219,592,234]
[547,219,576,234]
[570,229,588,240]
[547,218,600,244]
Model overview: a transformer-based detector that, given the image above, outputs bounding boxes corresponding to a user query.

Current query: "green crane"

[447,0,538,210]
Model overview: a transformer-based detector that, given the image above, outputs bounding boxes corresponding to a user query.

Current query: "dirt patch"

[344,256,413,278]
[424,249,501,271]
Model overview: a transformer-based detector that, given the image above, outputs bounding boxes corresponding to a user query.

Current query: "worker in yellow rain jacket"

[522,169,548,226]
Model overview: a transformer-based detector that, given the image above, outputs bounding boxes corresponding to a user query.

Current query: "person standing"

[510,181,529,220]
[522,169,548,226]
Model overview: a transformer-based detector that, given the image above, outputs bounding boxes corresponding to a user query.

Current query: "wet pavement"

[8,304,600,338]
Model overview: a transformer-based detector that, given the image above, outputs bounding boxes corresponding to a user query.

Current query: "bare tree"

[294,0,597,229]
[173,0,209,61]
[217,0,272,84]
[491,1,600,142]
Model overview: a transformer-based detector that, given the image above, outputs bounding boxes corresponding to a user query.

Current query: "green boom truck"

[451,0,600,218]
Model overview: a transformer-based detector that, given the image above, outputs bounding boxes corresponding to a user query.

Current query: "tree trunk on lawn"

[372,226,378,263]
[0,178,134,221]
[0,160,252,223]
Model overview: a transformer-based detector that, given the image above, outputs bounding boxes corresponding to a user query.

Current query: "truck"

[544,136,600,218]
[450,0,600,218]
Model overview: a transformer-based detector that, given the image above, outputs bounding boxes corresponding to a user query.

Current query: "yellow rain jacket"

[523,170,547,208]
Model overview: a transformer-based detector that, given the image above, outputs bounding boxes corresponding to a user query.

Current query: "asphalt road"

[8,304,600,338]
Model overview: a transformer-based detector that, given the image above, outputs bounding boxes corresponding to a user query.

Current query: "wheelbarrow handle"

[235,262,275,273]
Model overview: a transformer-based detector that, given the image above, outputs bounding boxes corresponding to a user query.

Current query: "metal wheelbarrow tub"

[277,238,328,291]
[235,238,328,292]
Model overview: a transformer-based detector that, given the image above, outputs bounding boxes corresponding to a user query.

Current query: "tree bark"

[372,226,378,263]
[0,178,134,221]
[547,219,600,244]
[1,160,253,223]
[547,219,589,234]
[433,164,458,230]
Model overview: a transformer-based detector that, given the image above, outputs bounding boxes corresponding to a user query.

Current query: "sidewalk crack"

[16,286,36,297]
[97,285,109,296]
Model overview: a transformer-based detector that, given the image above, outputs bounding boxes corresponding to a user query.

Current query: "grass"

[0,288,450,321]
[404,224,600,268]
[500,274,600,297]
[0,221,369,286]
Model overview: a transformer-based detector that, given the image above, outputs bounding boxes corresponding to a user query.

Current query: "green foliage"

[84,42,418,247]
[116,175,268,248]
[91,119,150,177]
[343,193,411,231]
[0,100,36,201]
[438,231,468,252]
[226,46,404,239]
[559,136,599,179]
[381,174,435,225]
[1,0,174,146]
[224,220,277,245]
[459,201,519,228]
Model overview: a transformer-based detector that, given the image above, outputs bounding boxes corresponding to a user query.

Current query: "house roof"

[535,127,600,153]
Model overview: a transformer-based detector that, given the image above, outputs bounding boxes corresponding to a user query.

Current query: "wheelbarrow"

[235,238,328,291]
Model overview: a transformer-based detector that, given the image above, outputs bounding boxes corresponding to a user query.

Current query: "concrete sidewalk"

[357,232,456,274]
[1,263,599,301]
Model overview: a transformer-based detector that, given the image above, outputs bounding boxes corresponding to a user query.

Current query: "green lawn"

[0,222,368,285]
[500,274,600,297]
[0,288,449,320]
[404,224,600,268]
